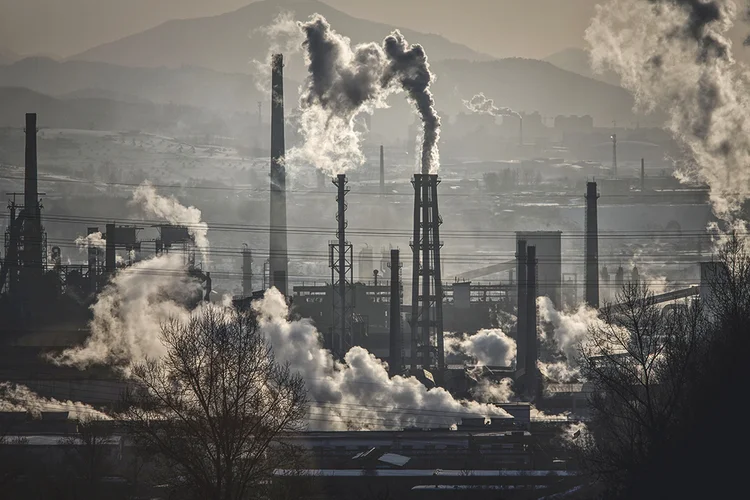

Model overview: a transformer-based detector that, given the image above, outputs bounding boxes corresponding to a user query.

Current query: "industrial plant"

[0,2,739,499]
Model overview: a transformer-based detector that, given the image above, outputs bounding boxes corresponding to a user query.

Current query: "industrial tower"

[330,174,353,357]
[269,53,288,296]
[585,181,600,308]
[409,174,445,373]
[388,248,403,377]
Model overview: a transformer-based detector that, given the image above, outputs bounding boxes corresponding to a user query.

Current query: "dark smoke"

[382,31,441,174]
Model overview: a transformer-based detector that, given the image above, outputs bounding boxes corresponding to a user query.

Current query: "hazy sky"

[0,0,599,59]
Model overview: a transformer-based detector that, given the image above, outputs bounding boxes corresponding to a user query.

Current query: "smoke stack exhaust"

[105,223,116,273]
[379,145,385,196]
[269,53,288,295]
[23,113,42,272]
[519,116,523,148]
[389,249,402,377]
[585,182,600,308]
[242,246,253,297]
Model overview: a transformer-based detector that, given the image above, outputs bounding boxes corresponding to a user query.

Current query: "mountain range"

[71,0,492,76]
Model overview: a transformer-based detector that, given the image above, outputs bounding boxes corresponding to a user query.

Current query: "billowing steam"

[50,254,204,374]
[0,382,110,420]
[74,231,106,252]
[132,182,209,262]
[251,11,303,92]
[471,377,515,403]
[586,0,750,221]
[463,92,521,119]
[291,14,441,176]
[253,289,509,429]
[445,329,517,366]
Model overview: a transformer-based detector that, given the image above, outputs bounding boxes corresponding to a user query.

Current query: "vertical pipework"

[585,182,600,308]
[430,176,444,372]
[337,174,347,353]
[87,226,98,292]
[389,249,401,377]
[269,53,288,296]
[516,240,527,373]
[640,158,645,191]
[23,113,41,271]
[519,117,523,148]
[525,245,538,400]
[379,145,385,196]
[105,223,116,273]
[420,175,431,369]
[410,175,421,370]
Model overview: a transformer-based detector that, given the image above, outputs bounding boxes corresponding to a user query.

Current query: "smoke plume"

[471,377,515,403]
[445,329,517,366]
[0,382,110,420]
[253,288,510,430]
[74,232,106,252]
[291,14,441,175]
[251,11,304,92]
[132,182,210,262]
[291,14,390,176]
[50,254,204,375]
[382,30,441,174]
[463,93,521,119]
[585,0,750,221]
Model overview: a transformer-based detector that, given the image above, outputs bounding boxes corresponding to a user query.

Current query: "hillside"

[544,47,621,87]
[70,0,492,75]
[0,56,654,128]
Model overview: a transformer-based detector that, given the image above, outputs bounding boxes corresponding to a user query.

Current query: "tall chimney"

[23,113,42,271]
[525,245,539,400]
[611,134,617,178]
[105,223,116,273]
[242,246,253,297]
[515,240,527,373]
[269,54,288,296]
[389,249,401,377]
[585,182,600,308]
[518,116,523,148]
[640,158,645,191]
[379,145,385,196]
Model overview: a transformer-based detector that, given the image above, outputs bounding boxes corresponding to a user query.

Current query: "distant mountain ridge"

[70,0,493,75]
[544,47,621,87]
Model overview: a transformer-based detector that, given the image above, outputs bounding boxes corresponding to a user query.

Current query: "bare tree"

[576,281,705,498]
[121,307,308,500]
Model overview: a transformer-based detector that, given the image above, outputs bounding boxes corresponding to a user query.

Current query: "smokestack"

[611,134,617,178]
[337,174,347,353]
[389,249,401,377]
[105,223,116,273]
[379,145,385,196]
[269,53,288,296]
[519,116,523,148]
[515,240,527,373]
[242,246,253,297]
[87,227,98,292]
[23,113,42,272]
[330,174,352,357]
[525,245,538,400]
[585,182,600,308]
[640,158,645,191]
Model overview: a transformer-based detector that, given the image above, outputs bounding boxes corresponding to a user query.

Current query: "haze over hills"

[0,55,653,131]
[71,0,492,75]
[544,47,621,87]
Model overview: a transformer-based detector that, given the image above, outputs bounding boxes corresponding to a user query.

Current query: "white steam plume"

[74,232,106,252]
[445,329,517,367]
[470,378,516,403]
[585,0,750,222]
[0,382,110,420]
[253,288,510,430]
[290,14,441,176]
[251,11,304,92]
[131,182,209,263]
[50,254,204,375]
[463,92,521,119]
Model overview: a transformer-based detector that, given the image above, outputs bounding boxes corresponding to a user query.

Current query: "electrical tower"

[409,174,445,374]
